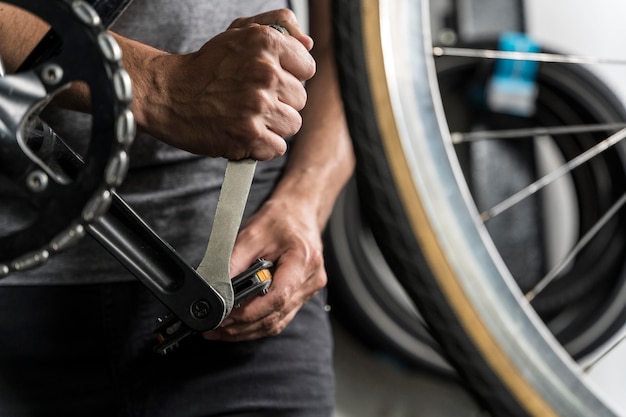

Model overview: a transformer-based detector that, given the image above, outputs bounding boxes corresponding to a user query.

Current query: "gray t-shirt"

[1,0,289,284]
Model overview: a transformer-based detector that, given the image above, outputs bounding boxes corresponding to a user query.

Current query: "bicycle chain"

[0,0,135,277]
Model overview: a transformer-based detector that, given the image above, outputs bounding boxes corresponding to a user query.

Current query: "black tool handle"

[87,193,226,331]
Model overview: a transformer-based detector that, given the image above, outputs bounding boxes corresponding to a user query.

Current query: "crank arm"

[87,193,227,331]
[14,107,251,333]
[154,257,273,355]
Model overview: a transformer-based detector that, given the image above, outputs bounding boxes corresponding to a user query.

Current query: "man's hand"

[129,9,315,161]
[199,1,354,341]
[202,197,327,342]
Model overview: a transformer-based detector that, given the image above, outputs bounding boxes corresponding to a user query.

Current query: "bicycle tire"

[325,176,454,375]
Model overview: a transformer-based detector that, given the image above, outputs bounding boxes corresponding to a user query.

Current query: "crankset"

[0,0,134,271]
[0,0,260,337]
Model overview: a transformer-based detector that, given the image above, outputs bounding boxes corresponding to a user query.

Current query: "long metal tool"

[87,159,256,331]
[197,159,257,317]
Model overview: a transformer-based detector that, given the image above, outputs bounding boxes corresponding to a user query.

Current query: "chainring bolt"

[72,1,101,27]
[82,189,112,222]
[12,249,49,271]
[26,170,49,192]
[116,109,136,147]
[98,32,123,62]
[105,151,130,187]
[41,64,64,85]
[113,69,133,102]
[50,224,85,252]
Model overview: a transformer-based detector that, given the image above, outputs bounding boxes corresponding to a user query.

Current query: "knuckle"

[267,325,284,337]
[237,118,264,141]
[246,89,270,113]
[262,314,285,336]
[293,88,308,112]
[310,247,324,269]
[308,248,325,275]
[235,24,275,52]
[284,112,303,137]
[304,57,316,80]
[263,139,287,161]
[255,24,279,48]
[271,290,289,311]
[229,17,247,28]
[315,272,328,290]
[248,59,280,88]
[261,314,278,330]
[275,8,297,25]
[306,248,327,289]
[220,326,238,337]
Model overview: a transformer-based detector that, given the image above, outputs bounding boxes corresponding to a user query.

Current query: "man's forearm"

[110,33,169,133]
[0,5,152,117]
[0,4,49,73]
[270,0,355,229]
[0,2,171,130]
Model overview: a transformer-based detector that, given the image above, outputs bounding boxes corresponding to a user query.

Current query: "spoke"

[451,123,626,144]
[525,191,626,302]
[480,128,626,222]
[581,323,626,374]
[434,46,626,66]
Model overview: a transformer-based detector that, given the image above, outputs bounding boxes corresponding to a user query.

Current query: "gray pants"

[0,283,334,416]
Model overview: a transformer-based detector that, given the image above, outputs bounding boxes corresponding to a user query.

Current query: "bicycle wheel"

[333,0,626,415]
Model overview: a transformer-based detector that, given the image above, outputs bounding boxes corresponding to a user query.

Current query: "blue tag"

[487,32,541,117]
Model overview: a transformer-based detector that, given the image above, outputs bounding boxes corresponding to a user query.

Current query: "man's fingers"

[275,32,316,82]
[229,8,314,51]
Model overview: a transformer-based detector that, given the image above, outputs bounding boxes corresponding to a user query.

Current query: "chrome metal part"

[82,190,113,223]
[116,109,136,146]
[113,69,133,102]
[98,32,123,62]
[105,151,129,187]
[40,64,63,85]
[50,223,85,252]
[12,249,49,271]
[25,170,49,192]
[72,0,101,26]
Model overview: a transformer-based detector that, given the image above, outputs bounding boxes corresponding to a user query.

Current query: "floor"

[331,318,486,417]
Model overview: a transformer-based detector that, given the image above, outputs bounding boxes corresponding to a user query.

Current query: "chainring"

[0,0,135,275]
